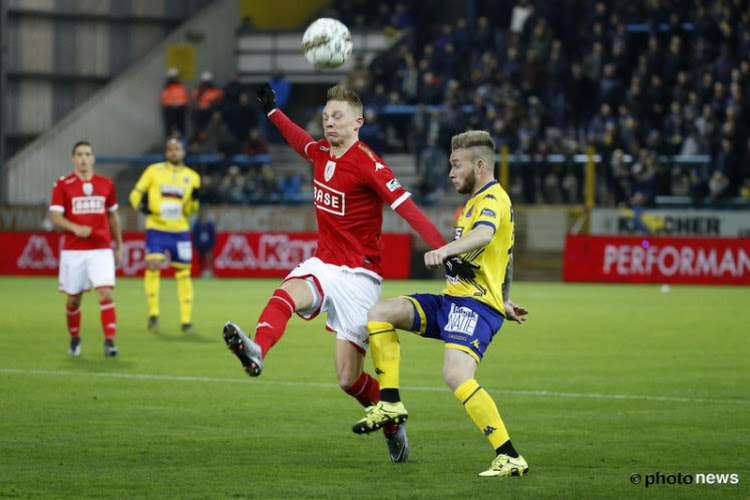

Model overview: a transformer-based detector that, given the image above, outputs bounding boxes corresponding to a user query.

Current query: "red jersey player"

[49,141,123,357]
[222,84,445,462]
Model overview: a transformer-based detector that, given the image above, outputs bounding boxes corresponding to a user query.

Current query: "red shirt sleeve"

[268,109,317,162]
[105,178,118,211]
[360,153,410,208]
[50,178,65,212]
[356,145,445,249]
[394,197,446,250]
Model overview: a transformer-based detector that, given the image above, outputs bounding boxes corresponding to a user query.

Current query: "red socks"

[66,303,81,337]
[345,372,381,408]
[66,296,116,341]
[254,289,296,357]
[99,299,116,339]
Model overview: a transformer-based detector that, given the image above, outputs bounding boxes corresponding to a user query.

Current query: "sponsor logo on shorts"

[445,333,467,342]
[72,196,106,214]
[445,303,478,336]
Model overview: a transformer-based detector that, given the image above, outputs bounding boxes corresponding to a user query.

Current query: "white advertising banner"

[590,209,750,237]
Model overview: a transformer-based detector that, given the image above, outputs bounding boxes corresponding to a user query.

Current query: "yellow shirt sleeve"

[183,171,201,217]
[471,193,504,234]
[129,166,153,209]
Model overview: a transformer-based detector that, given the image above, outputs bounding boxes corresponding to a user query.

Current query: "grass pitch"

[0,276,748,499]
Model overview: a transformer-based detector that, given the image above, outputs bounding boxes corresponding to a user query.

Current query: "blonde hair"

[326,85,363,117]
[451,130,496,166]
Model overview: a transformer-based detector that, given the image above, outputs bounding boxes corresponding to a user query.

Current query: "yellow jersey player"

[129,139,200,332]
[351,130,531,477]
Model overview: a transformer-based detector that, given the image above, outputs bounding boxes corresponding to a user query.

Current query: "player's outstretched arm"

[424,225,494,270]
[393,197,445,249]
[257,84,315,160]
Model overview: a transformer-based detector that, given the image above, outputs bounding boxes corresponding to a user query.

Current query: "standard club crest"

[82,182,93,195]
[324,161,336,181]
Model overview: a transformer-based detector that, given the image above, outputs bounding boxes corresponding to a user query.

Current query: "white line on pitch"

[1,367,748,405]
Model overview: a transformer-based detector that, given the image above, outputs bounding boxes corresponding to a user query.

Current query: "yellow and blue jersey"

[129,162,200,233]
[444,180,513,314]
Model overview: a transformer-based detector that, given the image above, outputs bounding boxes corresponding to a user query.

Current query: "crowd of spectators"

[326,0,750,208]
[163,0,750,208]
[159,67,303,205]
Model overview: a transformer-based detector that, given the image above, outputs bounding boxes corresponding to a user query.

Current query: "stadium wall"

[563,208,750,285]
[4,0,238,204]
[0,231,411,279]
[0,204,571,280]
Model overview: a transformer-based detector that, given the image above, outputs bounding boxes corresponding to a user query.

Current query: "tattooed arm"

[502,252,514,302]
[502,251,528,324]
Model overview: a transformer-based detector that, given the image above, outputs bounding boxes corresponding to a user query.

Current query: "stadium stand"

[283,0,748,209]
[3,0,749,210]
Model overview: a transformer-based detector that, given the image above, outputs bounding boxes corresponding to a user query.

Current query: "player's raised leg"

[444,348,527,477]
[252,283,301,357]
[352,297,414,433]
[222,278,307,376]
[222,321,263,376]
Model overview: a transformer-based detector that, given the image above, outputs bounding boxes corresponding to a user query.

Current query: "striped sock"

[66,302,81,337]
[99,299,116,339]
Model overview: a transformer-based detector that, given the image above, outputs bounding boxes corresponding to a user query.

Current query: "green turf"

[0,276,748,499]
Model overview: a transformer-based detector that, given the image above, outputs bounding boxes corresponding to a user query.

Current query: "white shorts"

[284,257,381,352]
[58,249,116,295]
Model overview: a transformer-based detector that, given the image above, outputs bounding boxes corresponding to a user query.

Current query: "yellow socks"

[144,269,160,316]
[175,268,193,325]
[454,379,510,449]
[368,321,400,389]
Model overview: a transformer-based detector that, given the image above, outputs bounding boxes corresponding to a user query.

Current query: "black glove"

[256,83,277,114]
[444,256,480,279]
[139,193,152,215]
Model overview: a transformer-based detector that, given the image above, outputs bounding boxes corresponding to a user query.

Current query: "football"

[301,18,353,70]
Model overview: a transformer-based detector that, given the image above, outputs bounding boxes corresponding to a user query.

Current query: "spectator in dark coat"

[192,209,216,277]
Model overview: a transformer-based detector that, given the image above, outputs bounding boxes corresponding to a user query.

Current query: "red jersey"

[270,113,409,277]
[50,173,118,251]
